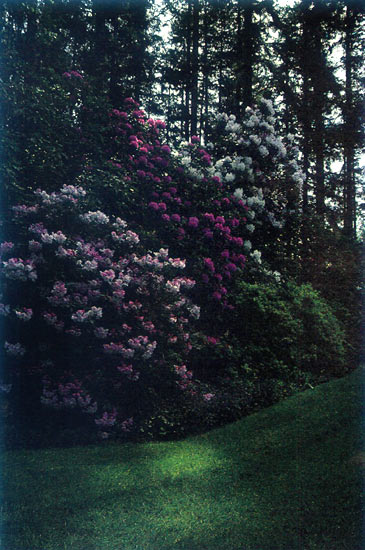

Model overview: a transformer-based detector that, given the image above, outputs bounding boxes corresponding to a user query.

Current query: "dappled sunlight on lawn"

[2,369,364,550]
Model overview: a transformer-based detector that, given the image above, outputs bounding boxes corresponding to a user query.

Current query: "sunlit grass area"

[2,367,364,550]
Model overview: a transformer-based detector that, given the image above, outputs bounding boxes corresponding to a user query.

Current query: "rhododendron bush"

[78,95,303,315]
[0,81,308,443]
[82,99,255,314]
[0,184,207,439]
[205,99,304,274]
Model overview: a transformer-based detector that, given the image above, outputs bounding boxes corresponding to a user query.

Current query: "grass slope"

[1,368,364,550]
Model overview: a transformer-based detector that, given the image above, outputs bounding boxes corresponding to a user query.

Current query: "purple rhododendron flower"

[203,213,215,223]
[203,229,214,239]
[204,258,215,272]
[188,217,199,228]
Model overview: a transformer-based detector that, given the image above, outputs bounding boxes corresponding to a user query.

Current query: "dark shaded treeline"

[0,0,363,236]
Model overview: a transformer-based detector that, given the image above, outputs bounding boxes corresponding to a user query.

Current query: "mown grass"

[1,367,364,550]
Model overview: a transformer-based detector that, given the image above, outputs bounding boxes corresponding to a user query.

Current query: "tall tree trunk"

[218,31,223,112]
[281,46,291,134]
[184,0,192,140]
[314,127,325,219]
[235,2,243,117]
[312,22,325,221]
[343,5,356,239]
[301,2,311,214]
[92,3,107,89]
[190,0,199,136]
[180,87,185,137]
[201,0,209,138]
[109,14,120,107]
[242,0,254,108]
[130,1,148,102]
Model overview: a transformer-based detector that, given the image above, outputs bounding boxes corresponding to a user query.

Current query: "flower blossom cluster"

[34,184,86,207]
[80,210,110,224]
[203,393,215,402]
[4,341,26,357]
[116,363,140,381]
[166,277,196,293]
[2,258,37,281]
[62,70,83,79]
[40,230,67,244]
[0,174,207,435]
[209,98,305,236]
[71,306,103,323]
[41,379,97,413]
[120,417,134,432]
[14,308,33,322]
[174,364,194,391]
[95,409,117,427]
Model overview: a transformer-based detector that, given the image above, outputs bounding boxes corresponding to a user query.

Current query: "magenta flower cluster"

[102,99,256,307]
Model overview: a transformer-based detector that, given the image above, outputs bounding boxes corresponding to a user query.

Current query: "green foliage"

[300,222,362,367]
[231,279,348,379]
[121,277,351,439]
[136,371,256,441]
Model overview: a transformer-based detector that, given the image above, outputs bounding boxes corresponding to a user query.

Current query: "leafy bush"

[1,89,349,446]
[72,95,303,312]
[0,184,207,442]
[231,280,347,380]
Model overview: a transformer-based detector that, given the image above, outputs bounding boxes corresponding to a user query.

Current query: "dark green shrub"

[55,279,347,442]
[231,280,348,379]
[136,370,257,440]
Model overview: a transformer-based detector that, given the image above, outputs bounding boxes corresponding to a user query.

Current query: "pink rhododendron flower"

[203,393,215,402]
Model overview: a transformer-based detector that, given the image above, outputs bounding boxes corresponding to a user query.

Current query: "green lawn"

[1,367,364,550]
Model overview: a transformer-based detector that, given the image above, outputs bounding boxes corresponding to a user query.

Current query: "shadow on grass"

[2,368,365,550]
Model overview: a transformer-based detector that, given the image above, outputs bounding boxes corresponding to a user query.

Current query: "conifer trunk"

[301,2,311,214]
[184,0,192,140]
[242,0,254,108]
[343,5,356,239]
[191,0,199,137]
